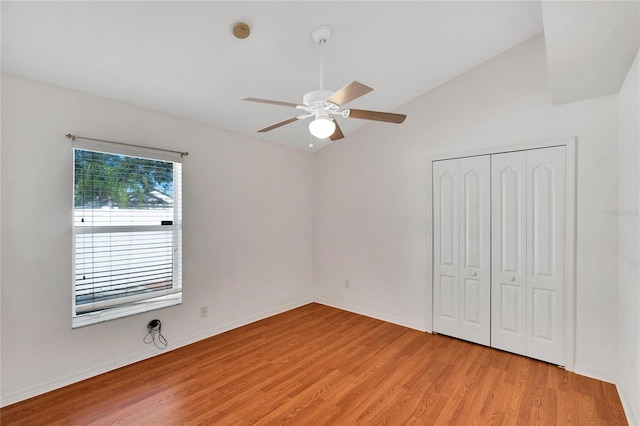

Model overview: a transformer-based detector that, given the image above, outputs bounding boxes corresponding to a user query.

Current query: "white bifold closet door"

[433,156,491,346]
[491,146,566,365]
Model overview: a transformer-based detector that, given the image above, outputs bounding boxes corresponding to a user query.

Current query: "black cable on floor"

[144,319,168,349]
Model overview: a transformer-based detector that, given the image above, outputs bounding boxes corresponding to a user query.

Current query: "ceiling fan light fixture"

[308,117,336,139]
[241,24,407,143]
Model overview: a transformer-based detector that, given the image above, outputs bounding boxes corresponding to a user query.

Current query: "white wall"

[314,34,620,381]
[617,50,640,425]
[0,73,315,405]
[1,33,634,412]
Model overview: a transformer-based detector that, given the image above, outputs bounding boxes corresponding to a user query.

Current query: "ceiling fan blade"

[326,81,373,106]
[329,120,344,141]
[257,117,299,133]
[348,108,407,124]
[241,97,299,108]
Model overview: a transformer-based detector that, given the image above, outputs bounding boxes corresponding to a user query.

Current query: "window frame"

[71,140,183,328]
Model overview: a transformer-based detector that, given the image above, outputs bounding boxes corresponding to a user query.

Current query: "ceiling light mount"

[310,25,332,45]
[233,22,250,39]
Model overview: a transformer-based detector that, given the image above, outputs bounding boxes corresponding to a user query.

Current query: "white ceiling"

[542,1,640,106]
[1,1,544,151]
[3,2,638,151]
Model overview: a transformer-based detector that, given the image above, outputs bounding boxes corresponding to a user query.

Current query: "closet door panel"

[433,145,568,366]
[459,156,491,345]
[526,146,566,365]
[491,151,527,356]
[433,160,460,338]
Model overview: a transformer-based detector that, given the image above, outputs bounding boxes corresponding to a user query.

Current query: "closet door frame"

[426,137,576,371]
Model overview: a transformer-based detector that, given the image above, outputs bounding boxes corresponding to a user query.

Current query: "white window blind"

[73,147,182,327]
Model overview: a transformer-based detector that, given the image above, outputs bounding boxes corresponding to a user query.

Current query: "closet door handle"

[470,271,477,277]
[508,276,516,282]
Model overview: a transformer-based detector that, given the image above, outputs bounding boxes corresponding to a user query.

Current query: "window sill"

[72,294,181,328]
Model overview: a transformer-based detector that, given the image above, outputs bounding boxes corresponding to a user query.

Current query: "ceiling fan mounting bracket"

[310,25,332,45]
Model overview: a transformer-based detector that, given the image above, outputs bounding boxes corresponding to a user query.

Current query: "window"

[73,146,182,327]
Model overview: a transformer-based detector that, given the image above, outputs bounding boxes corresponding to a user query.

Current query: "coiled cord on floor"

[144,319,168,349]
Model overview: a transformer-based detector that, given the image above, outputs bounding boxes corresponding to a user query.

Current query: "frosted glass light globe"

[308,117,336,139]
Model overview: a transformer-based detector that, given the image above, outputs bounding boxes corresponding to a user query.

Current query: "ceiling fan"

[241,25,407,142]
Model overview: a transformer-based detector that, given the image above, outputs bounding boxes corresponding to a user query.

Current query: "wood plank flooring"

[1,303,627,425]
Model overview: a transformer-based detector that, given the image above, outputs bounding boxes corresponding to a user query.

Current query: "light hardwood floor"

[1,303,627,425]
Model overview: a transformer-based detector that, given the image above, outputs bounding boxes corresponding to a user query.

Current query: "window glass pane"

[74,150,174,227]
[73,148,181,322]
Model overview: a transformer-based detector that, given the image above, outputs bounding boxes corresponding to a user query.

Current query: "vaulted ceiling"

[2,1,638,151]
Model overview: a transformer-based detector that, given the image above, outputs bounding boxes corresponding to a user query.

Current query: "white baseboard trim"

[616,380,640,426]
[573,363,639,425]
[0,297,313,408]
[573,363,619,385]
[0,361,118,409]
[113,297,313,369]
[313,297,427,332]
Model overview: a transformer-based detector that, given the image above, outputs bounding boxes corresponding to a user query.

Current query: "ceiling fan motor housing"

[303,90,334,108]
[303,89,341,118]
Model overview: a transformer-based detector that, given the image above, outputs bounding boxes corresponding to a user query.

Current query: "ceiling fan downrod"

[311,25,332,92]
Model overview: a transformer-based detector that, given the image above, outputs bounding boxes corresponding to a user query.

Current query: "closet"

[432,145,568,366]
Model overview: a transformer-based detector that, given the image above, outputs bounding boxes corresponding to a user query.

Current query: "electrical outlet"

[345,280,350,288]
[200,307,208,318]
